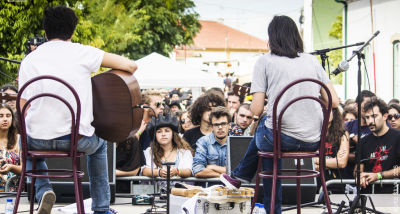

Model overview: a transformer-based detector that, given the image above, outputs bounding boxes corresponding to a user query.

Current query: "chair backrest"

[16,75,81,158]
[272,78,332,158]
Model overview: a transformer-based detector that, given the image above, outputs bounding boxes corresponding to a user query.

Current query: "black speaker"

[227,136,317,205]
[28,141,116,203]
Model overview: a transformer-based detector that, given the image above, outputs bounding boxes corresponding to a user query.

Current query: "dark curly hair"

[43,6,78,40]
[209,106,231,124]
[326,108,346,148]
[189,93,225,125]
[363,97,388,115]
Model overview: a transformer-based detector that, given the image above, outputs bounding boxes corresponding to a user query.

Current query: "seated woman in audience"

[315,108,350,180]
[0,104,21,191]
[142,114,193,178]
[387,103,400,130]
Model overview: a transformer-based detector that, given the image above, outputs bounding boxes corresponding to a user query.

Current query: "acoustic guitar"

[91,69,143,142]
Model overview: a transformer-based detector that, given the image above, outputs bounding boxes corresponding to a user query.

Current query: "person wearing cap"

[168,100,181,114]
[141,114,194,178]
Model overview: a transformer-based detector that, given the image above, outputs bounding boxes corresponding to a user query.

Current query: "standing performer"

[220,15,339,214]
[18,6,137,214]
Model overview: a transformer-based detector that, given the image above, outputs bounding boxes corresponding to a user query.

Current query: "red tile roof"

[187,20,268,51]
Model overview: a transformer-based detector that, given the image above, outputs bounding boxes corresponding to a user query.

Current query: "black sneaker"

[220,174,241,190]
[37,190,56,214]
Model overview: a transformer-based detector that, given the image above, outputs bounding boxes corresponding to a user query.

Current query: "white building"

[305,0,400,101]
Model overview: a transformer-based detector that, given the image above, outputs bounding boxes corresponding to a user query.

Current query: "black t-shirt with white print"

[360,128,400,173]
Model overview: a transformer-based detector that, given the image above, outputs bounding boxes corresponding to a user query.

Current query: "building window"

[393,41,400,98]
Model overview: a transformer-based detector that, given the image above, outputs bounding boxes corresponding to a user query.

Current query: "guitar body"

[91,70,143,142]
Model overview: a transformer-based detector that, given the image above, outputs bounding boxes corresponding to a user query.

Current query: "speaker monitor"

[227,136,317,205]
[28,141,116,203]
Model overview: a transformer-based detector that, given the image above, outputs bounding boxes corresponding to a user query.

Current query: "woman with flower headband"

[142,114,194,178]
[0,104,21,191]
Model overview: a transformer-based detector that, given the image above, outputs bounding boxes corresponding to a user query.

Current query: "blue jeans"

[232,115,319,214]
[27,134,110,212]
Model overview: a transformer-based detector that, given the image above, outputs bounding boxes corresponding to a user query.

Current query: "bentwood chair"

[252,78,333,214]
[14,76,85,214]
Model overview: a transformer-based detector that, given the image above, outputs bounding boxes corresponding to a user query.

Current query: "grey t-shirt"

[250,52,330,143]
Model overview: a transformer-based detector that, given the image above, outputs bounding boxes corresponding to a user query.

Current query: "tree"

[328,15,343,84]
[0,0,200,85]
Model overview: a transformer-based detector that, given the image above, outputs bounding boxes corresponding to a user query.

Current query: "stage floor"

[0,194,398,213]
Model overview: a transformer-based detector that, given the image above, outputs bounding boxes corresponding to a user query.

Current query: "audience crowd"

[1,79,400,195]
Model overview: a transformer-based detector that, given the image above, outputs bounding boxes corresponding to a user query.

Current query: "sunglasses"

[238,114,253,120]
[156,102,165,108]
[387,113,400,120]
[180,119,191,124]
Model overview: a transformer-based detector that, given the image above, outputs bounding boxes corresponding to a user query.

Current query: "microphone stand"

[334,31,385,214]
[310,42,364,79]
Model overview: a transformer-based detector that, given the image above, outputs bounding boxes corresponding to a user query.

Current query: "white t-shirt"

[18,40,104,139]
[142,147,193,173]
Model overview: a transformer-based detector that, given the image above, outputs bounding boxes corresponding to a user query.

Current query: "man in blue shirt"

[193,106,230,178]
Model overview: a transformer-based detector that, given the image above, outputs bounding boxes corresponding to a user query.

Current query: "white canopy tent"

[134,52,223,98]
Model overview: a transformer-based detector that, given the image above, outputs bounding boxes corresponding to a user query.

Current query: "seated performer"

[18,6,137,214]
[219,15,339,214]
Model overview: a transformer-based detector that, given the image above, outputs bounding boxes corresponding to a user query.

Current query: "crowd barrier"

[319,179,400,194]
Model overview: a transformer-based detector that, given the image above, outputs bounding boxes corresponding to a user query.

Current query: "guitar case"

[91,69,143,142]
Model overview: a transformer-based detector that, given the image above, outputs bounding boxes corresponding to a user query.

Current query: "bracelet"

[137,131,142,136]
[157,168,161,177]
[377,172,383,180]
[178,168,181,176]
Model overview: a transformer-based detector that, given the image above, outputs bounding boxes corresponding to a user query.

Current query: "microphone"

[133,104,151,109]
[332,60,350,76]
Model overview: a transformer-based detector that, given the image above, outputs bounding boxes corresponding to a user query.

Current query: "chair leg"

[296,158,301,214]
[13,168,26,214]
[30,159,37,214]
[251,156,263,214]
[73,158,85,214]
[320,166,333,214]
[270,157,277,214]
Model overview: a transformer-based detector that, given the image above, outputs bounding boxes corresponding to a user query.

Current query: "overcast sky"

[192,0,304,40]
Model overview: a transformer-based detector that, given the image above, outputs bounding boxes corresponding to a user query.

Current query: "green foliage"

[328,15,343,84]
[0,0,200,85]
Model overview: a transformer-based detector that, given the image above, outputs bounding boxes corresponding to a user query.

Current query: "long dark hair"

[326,108,345,147]
[268,15,303,58]
[0,104,18,150]
[151,131,193,168]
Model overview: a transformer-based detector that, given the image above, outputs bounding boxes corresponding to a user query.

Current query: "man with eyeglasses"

[192,106,230,178]
[229,103,254,136]
[359,97,400,193]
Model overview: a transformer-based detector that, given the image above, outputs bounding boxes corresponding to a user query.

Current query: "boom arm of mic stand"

[309,42,365,55]
[0,57,21,64]
[347,31,380,62]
